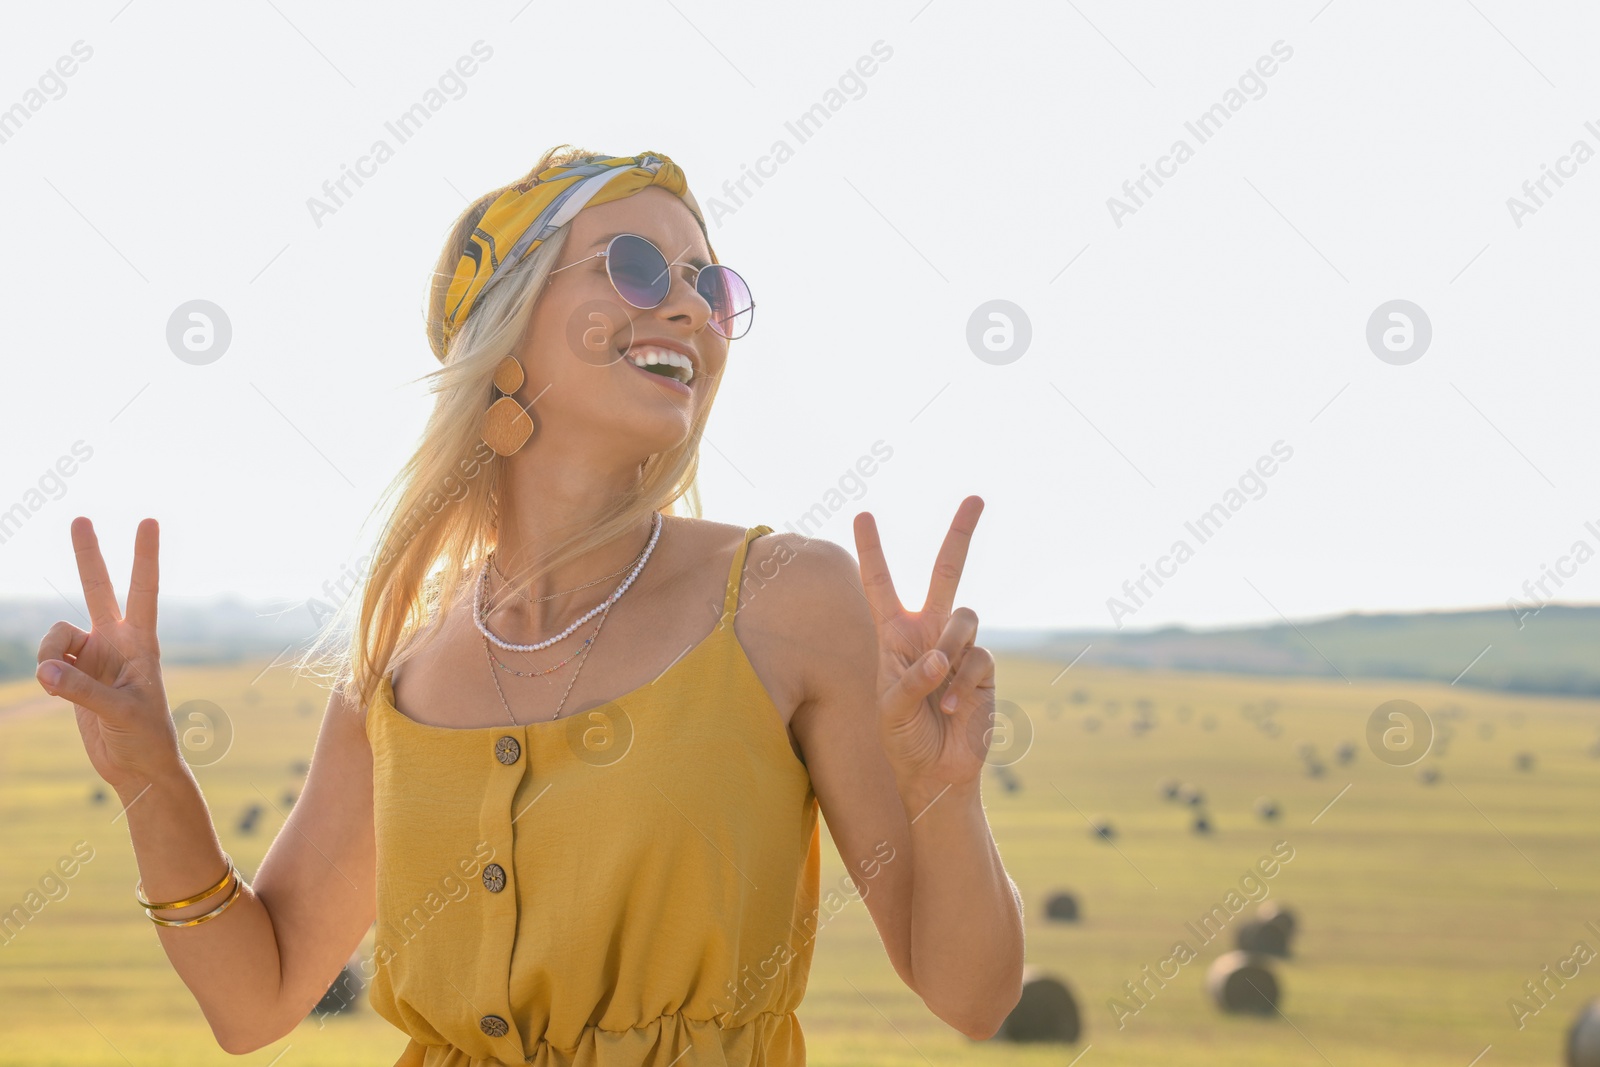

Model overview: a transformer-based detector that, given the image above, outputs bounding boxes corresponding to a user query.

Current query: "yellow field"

[0,656,1596,1066]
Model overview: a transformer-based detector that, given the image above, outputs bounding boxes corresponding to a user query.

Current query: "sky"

[3,0,1598,632]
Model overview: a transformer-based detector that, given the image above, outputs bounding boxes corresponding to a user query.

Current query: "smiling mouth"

[618,344,696,386]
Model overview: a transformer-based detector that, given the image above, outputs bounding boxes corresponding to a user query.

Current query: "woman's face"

[512,186,728,458]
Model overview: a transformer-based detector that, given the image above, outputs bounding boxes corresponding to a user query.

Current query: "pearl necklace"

[473,512,662,653]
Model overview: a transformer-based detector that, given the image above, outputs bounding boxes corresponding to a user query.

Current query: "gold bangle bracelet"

[135,853,235,911]
[144,870,245,928]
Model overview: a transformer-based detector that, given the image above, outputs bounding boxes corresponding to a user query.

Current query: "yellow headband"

[434,151,714,362]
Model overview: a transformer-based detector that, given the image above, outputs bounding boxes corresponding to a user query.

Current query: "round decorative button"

[482,863,506,893]
[479,1014,509,1037]
[494,735,521,765]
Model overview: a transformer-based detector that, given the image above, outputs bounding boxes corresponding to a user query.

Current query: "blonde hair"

[295,145,727,713]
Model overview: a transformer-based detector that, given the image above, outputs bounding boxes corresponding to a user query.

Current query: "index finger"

[70,517,123,633]
[852,510,904,623]
[923,495,984,619]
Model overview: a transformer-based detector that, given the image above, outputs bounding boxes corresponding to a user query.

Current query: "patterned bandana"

[435,151,714,362]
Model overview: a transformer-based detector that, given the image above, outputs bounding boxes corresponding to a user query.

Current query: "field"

[1,656,1597,1065]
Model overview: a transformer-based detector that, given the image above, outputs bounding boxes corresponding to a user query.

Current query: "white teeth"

[623,345,694,384]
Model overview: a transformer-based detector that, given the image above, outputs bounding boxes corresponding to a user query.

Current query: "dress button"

[483,863,506,893]
[494,735,521,765]
[479,1014,509,1037]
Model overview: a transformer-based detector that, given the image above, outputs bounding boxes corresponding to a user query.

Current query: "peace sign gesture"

[853,495,995,796]
[36,517,182,797]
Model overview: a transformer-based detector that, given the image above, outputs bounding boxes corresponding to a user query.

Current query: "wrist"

[896,773,981,822]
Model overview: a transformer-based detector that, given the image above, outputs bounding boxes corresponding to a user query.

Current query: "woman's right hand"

[36,517,184,797]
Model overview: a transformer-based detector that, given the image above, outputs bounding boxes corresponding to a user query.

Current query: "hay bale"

[1255,797,1280,821]
[295,698,315,717]
[237,803,263,835]
[1070,688,1090,705]
[311,962,365,1018]
[1261,721,1282,738]
[1200,714,1217,731]
[1083,716,1102,733]
[1515,752,1536,772]
[1192,813,1212,835]
[993,966,1081,1043]
[1418,766,1439,785]
[1043,891,1079,922]
[282,790,298,809]
[290,760,310,776]
[1090,817,1116,842]
[1567,997,1600,1066]
[1045,698,1064,721]
[1335,741,1357,765]
[1304,760,1325,778]
[90,788,107,805]
[1135,698,1154,713]
[1159,778,1182,802]
[1295,741,1316,759]
[1179,785,1205,807]
[1236,918,1290,957]
[1205,951,1279,1015]
[1257,901,1297,940]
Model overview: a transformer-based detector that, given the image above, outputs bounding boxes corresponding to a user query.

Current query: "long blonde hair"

[296,145,727,713]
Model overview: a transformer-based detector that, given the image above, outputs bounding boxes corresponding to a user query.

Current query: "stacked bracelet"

[136,853,247,928]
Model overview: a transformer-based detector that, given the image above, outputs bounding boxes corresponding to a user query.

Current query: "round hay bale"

[1043,891,1079,922]
[1515,751,1536,772]
[1159,778,1181,802]
[1261,720,1283,738]
[1090,818,1116,842]
[1135,698,1154,713]
[295,698,315,717]
[1200,714,1217,731]
[1069,688,1090,705]
[311,962,365,1018]
[1236,918,1290,957]
[1567,997,1600,1067]
[90,787,107,805]
[1205,951,1279,1015]
[1083,716,1101,733]
[1255,797,1280,821]
[1257,901,1297,940]
[1045,699,1064,721]
[290,759,310,777]
[1192,813,1212,835]
[1295,741,1316,759]
[993,966,1081,1043]
[1418,766,1439,785]
[1335,741,1357,765]
[282,790,298,809]
[237,803,264,835]
[1179,785,1205,807]
[1304,760,1325,778]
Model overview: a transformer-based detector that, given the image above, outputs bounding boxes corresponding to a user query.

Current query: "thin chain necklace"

[484,603,613,725]
[485,610,602,676]
[473,512,662,653]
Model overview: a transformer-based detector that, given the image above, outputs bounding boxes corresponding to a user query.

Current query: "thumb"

[37,659,118,712]
[884,649,948,717]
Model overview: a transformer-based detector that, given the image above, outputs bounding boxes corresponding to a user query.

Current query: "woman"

[34,147,1024,1065]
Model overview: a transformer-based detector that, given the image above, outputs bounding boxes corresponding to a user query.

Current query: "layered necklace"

[474,512,663,726]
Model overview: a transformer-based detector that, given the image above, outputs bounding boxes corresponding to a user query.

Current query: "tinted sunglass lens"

[698,265,754,340]
[607,234,671,308]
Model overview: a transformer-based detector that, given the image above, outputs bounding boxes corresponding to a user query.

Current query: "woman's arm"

[775,516,1023,1039]
[111,683,376,1053]
[35,518,379,1053]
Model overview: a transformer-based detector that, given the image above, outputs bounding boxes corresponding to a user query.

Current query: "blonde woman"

[35,147,1024,1066]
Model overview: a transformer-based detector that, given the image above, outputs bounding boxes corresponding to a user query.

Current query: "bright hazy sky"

[4,1,1598,631]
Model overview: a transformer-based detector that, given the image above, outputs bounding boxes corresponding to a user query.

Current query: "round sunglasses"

[548,233,755,341]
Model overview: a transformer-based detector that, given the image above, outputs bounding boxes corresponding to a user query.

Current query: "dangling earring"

[482,355,534,457]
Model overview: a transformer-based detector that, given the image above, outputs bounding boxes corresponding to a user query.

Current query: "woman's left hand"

[853,495,996,799]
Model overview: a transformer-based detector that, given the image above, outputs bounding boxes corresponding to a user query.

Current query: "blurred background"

[3,0,1599,1064]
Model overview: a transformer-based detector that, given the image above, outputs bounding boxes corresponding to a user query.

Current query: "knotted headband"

[435,151,715,362]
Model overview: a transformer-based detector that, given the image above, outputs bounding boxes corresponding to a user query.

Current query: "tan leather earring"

[481,355,534,457]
